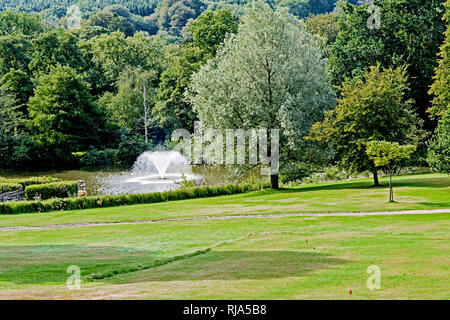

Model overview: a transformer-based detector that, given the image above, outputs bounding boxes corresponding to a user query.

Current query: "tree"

[309,64,424,186]
[187,4,335,188]
[329,0,446,129]
[86,11,136,37]
[366,141,416,202]
[153,45,206,136]
[427,109,450,174]
[29,28,84,74]
[99,67,159,143]
[28,65,104,162]
[0,89,32,168]
[0,33,32,74]
[187,9,238,55]
[156,0,205,36]
[428,0,450,119]
[304,12,339,47]
[86,32,162,88]
[426,1,450,174]
[0,10,43,36]
[0,89,21,137]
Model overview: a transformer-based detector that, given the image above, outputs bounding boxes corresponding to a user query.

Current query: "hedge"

[24,181,79,200]
[0,183,268,214]
[0,183,22,194]
[0,176,61,189]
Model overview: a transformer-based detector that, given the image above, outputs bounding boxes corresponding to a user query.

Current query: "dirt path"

[1,209,449,231]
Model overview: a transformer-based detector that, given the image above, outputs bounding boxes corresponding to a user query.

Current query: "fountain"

[98,151,201,195]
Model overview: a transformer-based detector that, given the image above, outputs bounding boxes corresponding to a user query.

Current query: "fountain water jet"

[98,151,201,195]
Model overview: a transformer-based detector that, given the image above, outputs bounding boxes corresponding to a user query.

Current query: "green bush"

[0,183,268,214]
[0,183,22,193]
[0,176,61,189]
[24,181,78,200]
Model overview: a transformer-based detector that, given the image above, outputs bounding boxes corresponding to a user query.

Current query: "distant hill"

[0,0,359,37]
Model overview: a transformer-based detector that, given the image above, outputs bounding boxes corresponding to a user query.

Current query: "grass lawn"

[0,173,448,227]
[0,173,448,299]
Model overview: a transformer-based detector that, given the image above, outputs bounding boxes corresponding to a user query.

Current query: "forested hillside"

[0,0,358,36]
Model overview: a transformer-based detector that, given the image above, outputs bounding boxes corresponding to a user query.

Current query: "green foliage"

[276,0,358,19]
[0,176,61,188]
[155,0,206,36]
[25,181,78,200]
[99,67,159,141]
[366,141,416,169]
[304,12,338,47]
[153,44,206,135]
[86,10,136,37]
[0,183,22,193]
[0,183,267,214]
[428,0,450,119]
[0,10,44,36]
[309,64,424,177]
[29,28,83,74]
[329,0,446,126]
[85,32,163,88]
[187,4,335,186]
[187,9,238,55]
[427,109,450,174]
[28,65,104,161]
[78,133,152,167]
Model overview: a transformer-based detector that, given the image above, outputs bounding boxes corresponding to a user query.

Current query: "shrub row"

[0,183,267,214]
[0,183,22,194]
[0,176,61,189]
[24,181,79,200]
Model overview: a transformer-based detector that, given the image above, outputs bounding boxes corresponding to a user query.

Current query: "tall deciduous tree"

[428,0,450,120]
[153,45,206,136]
[29,28,84,74]
[309,64,424,186]
[329,0,446,129]
[28,65,104,162]
[427,109,450,174]
[187,9,238,56]
[86,31,162,88]
[426,1,450,174]
[99,67,159,143]
[187,4,335,188]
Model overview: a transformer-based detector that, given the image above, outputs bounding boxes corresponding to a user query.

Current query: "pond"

[0,153,231,196]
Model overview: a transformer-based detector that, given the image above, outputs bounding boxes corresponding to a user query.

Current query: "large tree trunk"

[270,174,279,189]
[372,170,380,186]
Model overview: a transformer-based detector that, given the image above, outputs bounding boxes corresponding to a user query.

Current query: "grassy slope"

[0,173,448,299]
[0,213,448,299]
[0,173,448,227]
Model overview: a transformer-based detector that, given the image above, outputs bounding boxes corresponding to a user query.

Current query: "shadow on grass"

[245,176,449,197]
[0,246,348,285]
[0,245,159,285]
[111,250,348,283]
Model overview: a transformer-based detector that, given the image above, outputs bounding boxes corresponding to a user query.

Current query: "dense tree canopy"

[0,3,447,177]
[28,65,104,162]
[329,0,446,129]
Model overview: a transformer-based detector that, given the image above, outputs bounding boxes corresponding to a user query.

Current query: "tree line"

[0,0,448,188]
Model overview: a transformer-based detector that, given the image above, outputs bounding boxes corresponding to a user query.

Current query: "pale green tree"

[187,4,336,188]
[366,141,416,202]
